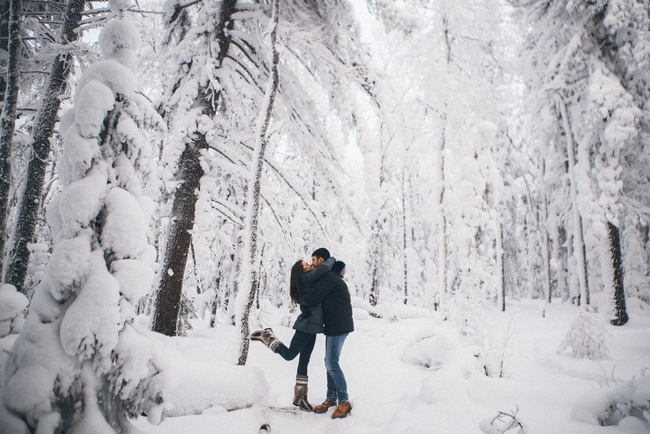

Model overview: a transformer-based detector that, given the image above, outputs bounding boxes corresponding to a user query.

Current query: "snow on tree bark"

[607,222,628,326]
[4,0,85,294]
[236,0,280,366]
[152,141,204,336]
[152,0,238,337]
[0,0,9,107]
[558,96,590,306]
[401,169,408,305]
[497,222,505,312]
[0,0,22,280]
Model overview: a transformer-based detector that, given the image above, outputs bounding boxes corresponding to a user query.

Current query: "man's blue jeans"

[325,334,349,403]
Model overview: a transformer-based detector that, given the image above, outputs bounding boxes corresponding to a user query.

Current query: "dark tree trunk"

[152,141,204,336]
[0,0,10,108]
[369,255,378,306]
[152,0,237,336]
[0,0,22,279]
[4,0,85,294]
[608,222,628,326]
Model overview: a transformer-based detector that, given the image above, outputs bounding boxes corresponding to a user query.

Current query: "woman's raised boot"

[250,328,281,352]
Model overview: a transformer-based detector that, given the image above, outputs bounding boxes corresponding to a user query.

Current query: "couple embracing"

[250,248,354,419]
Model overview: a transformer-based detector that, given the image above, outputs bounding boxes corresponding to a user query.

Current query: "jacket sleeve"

[303,257,335,286]
[300,274,333,306]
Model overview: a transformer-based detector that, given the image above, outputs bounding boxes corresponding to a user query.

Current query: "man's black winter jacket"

[301,265,354,336]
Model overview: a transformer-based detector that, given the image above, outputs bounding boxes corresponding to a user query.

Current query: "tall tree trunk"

[153,0,238,336]
[401,169,408,305]
[0,0,10,111]
[551,219,568,300]
[0,0,22,279]
[540,160,552,303]
[152,141,204,336]
[369,261,378,306]
[542,194,551,303]
[558,96,590,305]
[236,0,280,365]
[4,0,85,293]
[436,13,451,310]
[608,222,628,326]
[497,222,505,311]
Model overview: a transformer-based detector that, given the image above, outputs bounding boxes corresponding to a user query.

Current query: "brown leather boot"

[313,400,336,414]
[331,402,352,419]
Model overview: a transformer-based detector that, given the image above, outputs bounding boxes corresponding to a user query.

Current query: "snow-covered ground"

[132,293,650,434]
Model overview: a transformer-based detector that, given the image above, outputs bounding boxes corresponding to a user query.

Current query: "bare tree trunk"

[558,96,590,305]
[0,0,22,279]
[608,222,628,326]
[497,222,505,311]
[209,271,222,328]
[401,169,408,305]
[437,119,448,311]
[237,0,280,365]
[542,194,552,303]
[539,159,552,303]
[4,0,85,293]
[152,141,204,336]
[369,261,378,306]
[551,219,568,300]
[0,0,11,111]
[436,13,451,310]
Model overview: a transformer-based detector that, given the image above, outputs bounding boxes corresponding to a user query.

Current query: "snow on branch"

[557,307,610,360]
[480,406,529,434]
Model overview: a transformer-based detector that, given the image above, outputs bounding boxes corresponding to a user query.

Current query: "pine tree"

[0,6,163,431]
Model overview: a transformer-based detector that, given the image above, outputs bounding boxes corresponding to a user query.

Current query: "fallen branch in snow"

[479,406,528,434]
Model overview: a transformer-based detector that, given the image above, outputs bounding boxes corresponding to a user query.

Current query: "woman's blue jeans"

[325,334,349,403]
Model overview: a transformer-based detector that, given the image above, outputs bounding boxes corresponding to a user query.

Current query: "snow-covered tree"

[3,0,86,294]
[366,0,516,321]
[512,0,650,322]
[557,306,610,360]
[151,0,240,337]
[153,0,374,339]
[0,0,22,278]
[0,4,163,431]
[235,0,280,365]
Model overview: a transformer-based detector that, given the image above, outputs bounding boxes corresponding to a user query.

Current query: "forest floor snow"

[132,294,650,434]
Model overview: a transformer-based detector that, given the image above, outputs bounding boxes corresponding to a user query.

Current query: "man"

[302,248,354,419]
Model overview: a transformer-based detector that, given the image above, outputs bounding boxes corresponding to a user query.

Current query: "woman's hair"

[289,260,304,305]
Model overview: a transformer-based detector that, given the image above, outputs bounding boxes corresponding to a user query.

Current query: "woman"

[250,256,335,411]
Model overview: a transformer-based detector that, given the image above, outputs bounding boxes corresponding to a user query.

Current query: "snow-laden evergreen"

[0,4,165,431]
